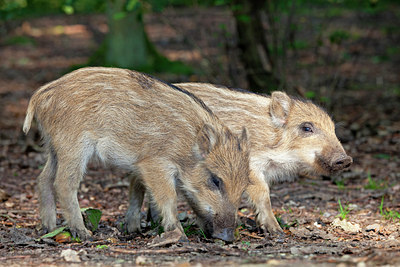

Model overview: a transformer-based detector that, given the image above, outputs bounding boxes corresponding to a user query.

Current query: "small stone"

[60,249,81,262]
[331,218,361,233]
[80,183,89,193]
[388,232,399,239]
[350,123,360,131]
[365,223,380,232]
[314,221,322,228]
[290,246,301,255]
[135,255,147,265]
[322,212,332,218]
[214,239,226,246]
[266,259,282,265]
[392,184,400,191]
[348,204,358,210]
[341,255,352,261]
[5,201,14,208]
[385,224,398,232]
[287,200,299,206]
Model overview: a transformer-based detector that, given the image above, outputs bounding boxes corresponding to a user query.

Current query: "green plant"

[38,226,81,242]
[383,209,400,222]
[364,172,386,190]
[373,153,391,160]
[305,91,316,99]
[81,207,102,232]
[386,46,400,57]
[291,40,309,50]
[183,221,196,236]
[183,221,207,238]
[198,228,207,239]
[337,198,349,220]
[371,55,389,64]
[37,208,102,242]
[335,179,346,190]
[379,195,384,214]
[150,218,164,235]
[282,206,293,214]
[329,30,350,45]
[39,226,66,239]
[393,86,400,96]
[379,196,400,222]
[3,35,36,46]
[119,221,126,233]
[276,215,297,229]
[241,240,251,251]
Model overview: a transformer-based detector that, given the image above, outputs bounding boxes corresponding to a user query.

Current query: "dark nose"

[212,228,235,242]
[332,155,352,171]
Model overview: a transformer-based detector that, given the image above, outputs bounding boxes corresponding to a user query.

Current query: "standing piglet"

[172,83,352,234]
[23,67,250,242]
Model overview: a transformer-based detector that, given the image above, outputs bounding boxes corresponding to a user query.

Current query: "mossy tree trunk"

[105,0,155,69]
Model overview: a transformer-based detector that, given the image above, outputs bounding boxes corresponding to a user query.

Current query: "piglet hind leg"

[37,150,57,233]
[125,172,145,233]
[246,173,284,236]
[138,159,188,246]
[54,159,92,240]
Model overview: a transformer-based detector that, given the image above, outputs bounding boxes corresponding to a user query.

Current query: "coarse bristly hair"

[23,67,251,242]
[173,82,352,234]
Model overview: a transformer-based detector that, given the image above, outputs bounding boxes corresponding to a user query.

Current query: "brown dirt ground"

[1,6,400,266]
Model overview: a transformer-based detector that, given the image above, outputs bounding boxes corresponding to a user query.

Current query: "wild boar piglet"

[23,67,250,242]
[171,82,352,234]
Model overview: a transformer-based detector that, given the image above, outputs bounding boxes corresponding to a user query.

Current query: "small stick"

[110,247,201,255]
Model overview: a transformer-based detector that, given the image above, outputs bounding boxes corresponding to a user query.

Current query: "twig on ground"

[110,246,204,255]
[241,231,264,239]
[0,214,16,222]
[0,209,36,214]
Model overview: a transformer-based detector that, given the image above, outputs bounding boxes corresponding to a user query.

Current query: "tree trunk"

[105,0,153,69]
[232,0,280,93]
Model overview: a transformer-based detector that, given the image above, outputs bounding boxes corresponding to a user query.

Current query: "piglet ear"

[270,91,291,127]
[239,127,249,150]
[193,124,218,160]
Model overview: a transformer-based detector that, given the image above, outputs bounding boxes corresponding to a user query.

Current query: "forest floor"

[1,5,400,266]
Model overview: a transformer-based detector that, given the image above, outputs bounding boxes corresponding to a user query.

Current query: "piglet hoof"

[271,230,286,240]
[148,228,188,248]
[124,222,141,234]
[37,225,50,236]
[261,224,285,238]
[70,228,93,242]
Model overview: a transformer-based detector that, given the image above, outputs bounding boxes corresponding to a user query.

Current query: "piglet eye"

[301,122,314,133]
[210,174,222,190]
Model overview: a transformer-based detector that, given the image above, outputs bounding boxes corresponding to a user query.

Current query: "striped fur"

[23,68,250,242]
[173,82,352,234]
